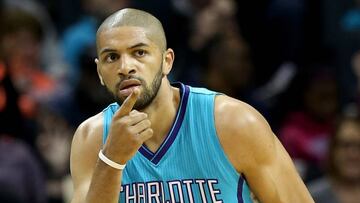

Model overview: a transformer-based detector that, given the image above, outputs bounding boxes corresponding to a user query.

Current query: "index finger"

[114,89,139,118]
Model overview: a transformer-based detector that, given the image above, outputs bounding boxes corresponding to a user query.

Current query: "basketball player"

[70,8,314,203]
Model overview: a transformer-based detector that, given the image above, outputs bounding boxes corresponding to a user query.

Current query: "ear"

[162,48,175,76]
[95,58,105,86]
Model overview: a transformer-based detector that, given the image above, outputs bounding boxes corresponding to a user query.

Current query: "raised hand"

[102,89,153,164]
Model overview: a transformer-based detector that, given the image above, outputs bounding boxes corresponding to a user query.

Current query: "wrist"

[102,146,128,165]
[98,150,126,170]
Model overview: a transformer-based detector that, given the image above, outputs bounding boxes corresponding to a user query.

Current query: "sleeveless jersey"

[102,83,254,203]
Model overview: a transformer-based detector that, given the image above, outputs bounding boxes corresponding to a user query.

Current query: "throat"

[142,85,181,154]
[142,105,178,153]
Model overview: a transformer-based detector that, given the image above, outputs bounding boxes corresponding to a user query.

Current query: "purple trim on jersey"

[138,146,153,159]
[151,84,189,164]
[237,177,244,203]
[138,83,190,164]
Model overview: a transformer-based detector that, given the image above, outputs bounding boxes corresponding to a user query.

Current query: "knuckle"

[144,130,153,139]
[128,112,139,117]
[135,113,147,120]
[127,128,137,135]
[144,120,151,127]
[147,128,154,136]
[129,110,138,116]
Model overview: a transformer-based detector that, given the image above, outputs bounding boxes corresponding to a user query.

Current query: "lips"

[119,79,141,90]
[118,79,141,97]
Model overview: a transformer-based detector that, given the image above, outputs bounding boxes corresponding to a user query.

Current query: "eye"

[134,50,147,57]
[105,53,119,63]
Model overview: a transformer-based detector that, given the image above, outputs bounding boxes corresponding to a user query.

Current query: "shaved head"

[96,8,167,51]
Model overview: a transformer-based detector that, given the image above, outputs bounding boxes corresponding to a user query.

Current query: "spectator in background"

[0,61,27,141]
[0,57,47,203]
[0,134,47,203]
[279,67,339,182]
[348,49,360,112]
[3,0,69,85]
[199,30,274,117]
[36,107,74,203]
[309,113,360,203]
[0,8,75,203]
[187,0,237,51]
[0,8,45,146]
[0,8,68,119]
[168,0,239,85]
[203,34,253,98]
[201,30,276,121]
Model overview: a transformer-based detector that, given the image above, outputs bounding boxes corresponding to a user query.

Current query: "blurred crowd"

[0,0,359,202]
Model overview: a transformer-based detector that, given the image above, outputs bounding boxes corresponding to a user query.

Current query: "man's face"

[96,26,164,110]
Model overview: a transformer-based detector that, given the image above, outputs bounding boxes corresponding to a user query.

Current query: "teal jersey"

[102,83,253,203]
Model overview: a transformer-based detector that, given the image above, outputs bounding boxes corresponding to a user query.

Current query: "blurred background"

[0,0,360,202]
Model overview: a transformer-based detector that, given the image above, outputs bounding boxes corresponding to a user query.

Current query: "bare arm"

[70,118,123,203]
[215,95,314,203]
[70,90,153,203]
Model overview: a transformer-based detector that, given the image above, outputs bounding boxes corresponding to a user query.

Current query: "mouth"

[118,79,141,97]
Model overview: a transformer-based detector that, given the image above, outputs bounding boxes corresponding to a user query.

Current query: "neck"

[141,79,180,152]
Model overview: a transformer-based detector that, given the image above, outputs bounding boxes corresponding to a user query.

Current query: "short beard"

[112,63,163,110]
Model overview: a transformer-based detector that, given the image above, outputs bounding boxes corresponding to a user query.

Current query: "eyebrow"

[100,48,117,55]
[99,43,150,55]
[128,43,150,49]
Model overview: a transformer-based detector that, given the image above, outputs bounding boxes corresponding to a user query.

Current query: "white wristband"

[98,150,126,170]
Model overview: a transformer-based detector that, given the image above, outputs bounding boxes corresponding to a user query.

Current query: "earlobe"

[163,48,175,75]
[99,75,105,86]
[95,58,105,86]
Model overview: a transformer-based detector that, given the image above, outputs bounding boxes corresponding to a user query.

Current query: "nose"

[117,55,136,76]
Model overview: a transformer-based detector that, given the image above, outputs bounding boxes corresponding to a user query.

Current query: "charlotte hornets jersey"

[102,83,254,203]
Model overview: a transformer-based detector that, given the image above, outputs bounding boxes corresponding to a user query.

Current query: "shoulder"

[214,95,272,137]
[76,111,103,135]
[214,96,315,202]
[214,95,275,172]
[71,112,104,154]
[70,112,105,195]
